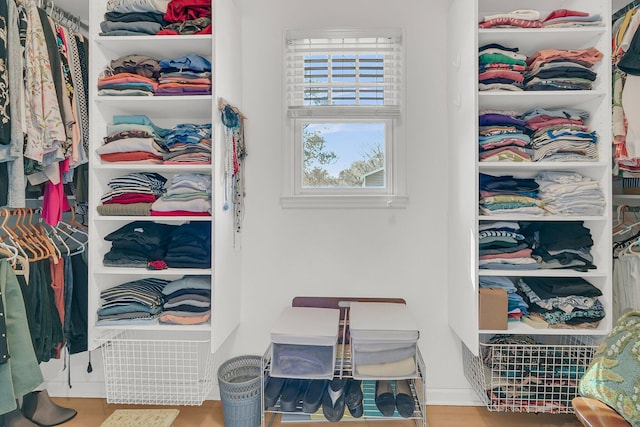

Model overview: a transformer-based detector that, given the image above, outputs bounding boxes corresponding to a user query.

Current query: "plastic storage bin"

[217,355,262,427]
[270,306,340,379]
[349,302,419,379]
[351,339,418,379]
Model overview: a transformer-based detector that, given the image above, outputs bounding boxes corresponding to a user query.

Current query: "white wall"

[42,0,482,405]
[228,0,477,405]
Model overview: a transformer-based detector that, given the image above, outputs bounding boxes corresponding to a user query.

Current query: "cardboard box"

[479,287,507,330]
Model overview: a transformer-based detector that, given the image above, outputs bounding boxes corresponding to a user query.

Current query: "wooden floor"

[50,397,583,427]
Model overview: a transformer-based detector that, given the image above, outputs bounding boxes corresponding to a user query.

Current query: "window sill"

[280,194,409,209]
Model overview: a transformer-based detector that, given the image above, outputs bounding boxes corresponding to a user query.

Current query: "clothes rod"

[613,0,640,23]
[43,0,89,32]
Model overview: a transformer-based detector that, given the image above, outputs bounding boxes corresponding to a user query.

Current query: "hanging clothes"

[0,0,89,225]
[0,0,11,146]
[612,7,640,181]
[0,259,44,416]
[0,0,26,208]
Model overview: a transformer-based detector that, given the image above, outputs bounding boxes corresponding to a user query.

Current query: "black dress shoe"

[302,379,328,413]
[280,379,305,412]
[395,379,416,418]
[375,380,396,416]
[263,375,286,408]
[322,377,348,422]
[345,379,363,418]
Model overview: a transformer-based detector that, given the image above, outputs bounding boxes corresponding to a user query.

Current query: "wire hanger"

[613,0,640,23]
[0,208,30,262]
[613,204,639,235]
[3,208,41,261]
[0,238,18,266]
[38,208,86,256]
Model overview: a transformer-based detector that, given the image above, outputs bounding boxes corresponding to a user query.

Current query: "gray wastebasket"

[217,355,262,427]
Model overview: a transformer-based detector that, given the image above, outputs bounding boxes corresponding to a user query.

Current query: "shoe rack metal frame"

[260,297,427,427]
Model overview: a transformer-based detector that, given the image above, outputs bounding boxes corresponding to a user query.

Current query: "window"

[282,29,407,208]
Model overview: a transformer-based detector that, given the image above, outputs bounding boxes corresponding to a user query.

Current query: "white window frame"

[281,28,408,209]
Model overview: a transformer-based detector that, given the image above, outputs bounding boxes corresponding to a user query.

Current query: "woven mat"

[100,409,180,427]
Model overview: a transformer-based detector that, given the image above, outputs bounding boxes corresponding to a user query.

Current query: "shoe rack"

[260,297,427,427]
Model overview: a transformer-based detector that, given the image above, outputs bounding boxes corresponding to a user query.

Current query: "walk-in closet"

[3,0,640,426]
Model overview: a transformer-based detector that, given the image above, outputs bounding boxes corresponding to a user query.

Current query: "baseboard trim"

[46,382,483,407]
[45,381,107,399]
[425,388,485,406]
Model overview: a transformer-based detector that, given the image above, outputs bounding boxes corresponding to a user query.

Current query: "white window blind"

[286,29,402,118]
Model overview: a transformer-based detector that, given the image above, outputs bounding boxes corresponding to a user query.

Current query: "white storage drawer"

[349,301,419,379]
[351,338,418,379]
[271,342,336,379]
[269,307,340,379]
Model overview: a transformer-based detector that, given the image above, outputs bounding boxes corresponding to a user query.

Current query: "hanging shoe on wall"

[21,390,77,427]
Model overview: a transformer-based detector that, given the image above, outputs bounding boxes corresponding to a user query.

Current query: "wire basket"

[217,355,262,427]
[463,335,599,414]
[99,330,214,406]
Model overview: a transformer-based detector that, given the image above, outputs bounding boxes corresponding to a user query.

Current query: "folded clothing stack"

[159,276,211,325]
[98,172,167,216]
[478,44,527,92]
[164,222,212,268]
[100,0,169,36]
[159,0,212,35]
[97,54,212,97]
[151,173,211,216]
[98,114,170,163]
[478,110,532,161]
[478,221,538,271]
[103,221,178,268]
[521,107,598,162]
[157,54,212,96]
[535,171,605,216]
[98,55,160,96]
[525,47,603,91]
[162,123,212,164]
[479,173,544,216]
[517,277,605,329]
[541,9,602,28]
[519,221,596,272]
[100,0,212,36]
[97,278,170,325]
[349,302,419,379]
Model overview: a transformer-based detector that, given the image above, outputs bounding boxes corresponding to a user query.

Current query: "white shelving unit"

[447,0,612,413]
[87,0,243,405]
